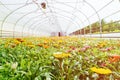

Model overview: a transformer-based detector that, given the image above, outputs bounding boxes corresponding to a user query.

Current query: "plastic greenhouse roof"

[0,0,120,36]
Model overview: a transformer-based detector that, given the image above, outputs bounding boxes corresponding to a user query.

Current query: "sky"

[0,0,120,36]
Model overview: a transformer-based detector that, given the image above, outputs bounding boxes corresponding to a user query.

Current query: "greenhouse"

[0,0,120,80]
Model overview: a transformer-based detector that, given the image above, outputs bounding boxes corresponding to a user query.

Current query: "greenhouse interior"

[0,0,120,80]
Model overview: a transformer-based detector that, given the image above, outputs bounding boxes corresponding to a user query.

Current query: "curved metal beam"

[21,6,86,36]
[27,13,80,36]
[20,10,85,37]
[28,12,81,36]
[0,2,33,37]
[1,1,93,37]
[9,1,90,37]
[22,15,83,37]
[13,9,38,37]
[56,2,91,34]
[32,15,80,36]
[84,0,102,35]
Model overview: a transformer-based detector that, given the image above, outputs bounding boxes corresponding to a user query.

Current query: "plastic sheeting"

[0,0,120,37]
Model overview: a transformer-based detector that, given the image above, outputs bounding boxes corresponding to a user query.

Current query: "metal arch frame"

[0,1,11,11]
[32,14,81,36]
[56,1,101,35]
[13,9,39,37]
[27,12,81,36]
[83,0,102,36]
[28,18,53,35]
[3,6,83,37]
[33,14,79,35]
[23,14,79,37]
[21,14,79,37]
[45,0,63,32]
[0,1,99,37]
[21,14,45,36]
[64,0,80,34]
[26,8,84,34]
[1,1,89,37]
[32,21,54,36]
[32,0,59,32]
[21,9,85,37]
[55,1,91,35]
[84,0,114,20]
[0,2,33,37]
[46,1,91,33]
[22,6,87,37]
[30,21,52,37]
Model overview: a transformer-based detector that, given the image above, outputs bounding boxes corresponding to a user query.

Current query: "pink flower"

[66,50,72,53]
[84,45,91,49]
[80,47,87,52]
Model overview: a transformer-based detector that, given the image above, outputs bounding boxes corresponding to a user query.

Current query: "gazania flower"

[97,42,107,48]
[84,45,91,49]
[90,67,112,74]
[58,40,63,43]
[43,45,49,48]
[53,44,59,48]
[14,40,21,45]
[80,47,87,52]
[110,55,120,59]
[66,50,72,53]
[100,47,113,52]
[16,38,25,43]
[27,45,35,48]
[69,46,76,50]
[53,52,71,59]
[36,44,43,47]
[108,54,120,63]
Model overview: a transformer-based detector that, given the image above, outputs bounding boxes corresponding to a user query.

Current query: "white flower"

[11,62,18,69]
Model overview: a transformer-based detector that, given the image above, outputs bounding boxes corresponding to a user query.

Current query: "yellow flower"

[58,40,63,43]
[14,40,21,45]
[53,52,71,59]
[53,44,59,48]
[27,45,35,48]
[90,67,112,74]
[4,43,9,48]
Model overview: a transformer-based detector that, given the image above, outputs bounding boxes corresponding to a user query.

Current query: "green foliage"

[0,37,120,80]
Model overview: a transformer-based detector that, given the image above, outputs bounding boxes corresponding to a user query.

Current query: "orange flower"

[109,55,120,63]
[112,55,120,59]
[37,44,43,47]
[44,40,48,44]
[43,45,49,48]
[16,38,25,43]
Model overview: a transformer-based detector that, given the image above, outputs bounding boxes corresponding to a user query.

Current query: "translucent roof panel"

[0,0,120,37]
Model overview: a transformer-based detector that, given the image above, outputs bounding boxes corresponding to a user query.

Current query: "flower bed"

[0,37,120,80]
